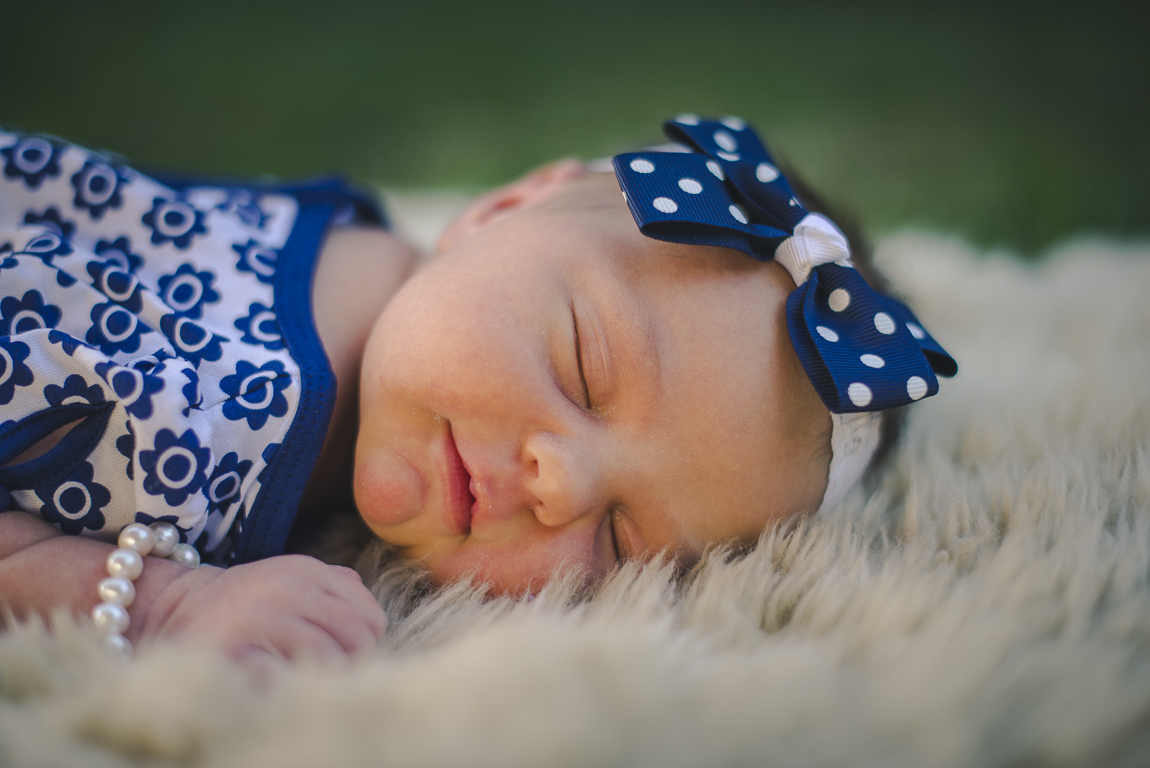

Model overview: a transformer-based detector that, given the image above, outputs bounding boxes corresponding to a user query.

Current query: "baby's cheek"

[353,446,425,530]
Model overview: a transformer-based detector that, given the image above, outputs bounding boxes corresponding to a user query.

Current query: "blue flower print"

[134,512,190,543]
[86,261,143,313]
[0,290,61,335]
[116,421,134,479]
[220,360,290,430]
[131,349,171,372]
[258,442,279,485]
[35,461,110,535]
[48,329,86,356]
[1,136,63,189]
[23,208,75,240]
[217,189,269,229]
[232,239,279,284]
[95,236,144,273]
[44,374,106,407]
[96,361,165,419]
[141,197,207,249]
[16,209,75,265]
[15,231,70,265]
[86,301,147,356]
[158,314,223,369]
[233,302,283,350]
[70,160,127,220]
[157,263,219,319]
[203,451,253,514]
[139,427,210,507]
[0,338,34,405]
[181,367,202,415]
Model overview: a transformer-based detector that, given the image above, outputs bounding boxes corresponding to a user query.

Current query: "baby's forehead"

[534,193,762,289]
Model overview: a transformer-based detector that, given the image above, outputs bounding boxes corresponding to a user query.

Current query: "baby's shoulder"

[311,224,417,371]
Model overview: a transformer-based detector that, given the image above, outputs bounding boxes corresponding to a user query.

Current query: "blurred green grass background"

[5,0,1146,255]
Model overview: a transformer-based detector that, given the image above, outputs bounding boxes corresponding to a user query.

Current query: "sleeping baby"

[0,116,955,662]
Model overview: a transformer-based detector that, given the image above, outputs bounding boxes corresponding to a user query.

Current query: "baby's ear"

[437,159,586,252]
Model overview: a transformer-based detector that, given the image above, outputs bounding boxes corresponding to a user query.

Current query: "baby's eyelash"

[609,508,623,562]
[572,306,592,408]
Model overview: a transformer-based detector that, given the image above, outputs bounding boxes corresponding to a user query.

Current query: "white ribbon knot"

[773,213,852,286]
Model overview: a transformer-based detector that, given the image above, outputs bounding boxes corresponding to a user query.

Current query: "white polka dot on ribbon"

[874,312,895,334]
[860,354,884,368]
[848,382,873,407]
[653,197,678,213]
[713,130,738,153]
[907,322,925,339]
[816,326,839,342]
[630,159,655,174]
[728,205,747,224]
[678,178,702,194]
[706,161,725,180]
[828,289,850,312]
[907,376,927,400]
[756,163,779,183]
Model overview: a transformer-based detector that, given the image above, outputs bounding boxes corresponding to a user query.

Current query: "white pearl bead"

[105,633,133,655]
[149,522,179,557]
[97,576,136,607]
[118,523,156,556]
[92,602,130,635]
[168,543,201,567]
[106,548,144,580]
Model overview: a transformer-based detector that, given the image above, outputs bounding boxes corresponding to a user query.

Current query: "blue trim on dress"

[227,178,383,563]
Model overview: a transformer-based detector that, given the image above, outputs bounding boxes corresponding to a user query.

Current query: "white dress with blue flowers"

[0,129,384,564]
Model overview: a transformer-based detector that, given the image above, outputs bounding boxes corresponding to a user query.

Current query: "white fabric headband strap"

[818,412,881,513]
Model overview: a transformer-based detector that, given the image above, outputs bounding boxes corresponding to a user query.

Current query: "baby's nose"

[522,431,606,528]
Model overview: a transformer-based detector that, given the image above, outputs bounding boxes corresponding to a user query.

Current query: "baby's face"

[354,168,830,593]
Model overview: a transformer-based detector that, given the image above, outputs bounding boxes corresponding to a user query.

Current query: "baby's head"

[352,117,953,593]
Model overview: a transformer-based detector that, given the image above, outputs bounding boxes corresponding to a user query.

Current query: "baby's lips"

[442,422,475,535]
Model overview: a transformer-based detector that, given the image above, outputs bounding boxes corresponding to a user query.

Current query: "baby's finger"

[320,566,389,638]
[269,616,348,662]
[298,590,382,655]
[231,644,281,682]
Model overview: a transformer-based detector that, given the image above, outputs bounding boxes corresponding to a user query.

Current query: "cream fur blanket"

[2,197,1149,767]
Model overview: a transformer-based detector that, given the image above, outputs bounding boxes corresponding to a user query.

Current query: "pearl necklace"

[91,522,202,654]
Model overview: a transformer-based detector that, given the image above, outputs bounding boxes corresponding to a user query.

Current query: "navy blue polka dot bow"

[612,115,957,413]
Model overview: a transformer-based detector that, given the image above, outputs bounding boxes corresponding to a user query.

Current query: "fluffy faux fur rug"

[2,200,1149,767]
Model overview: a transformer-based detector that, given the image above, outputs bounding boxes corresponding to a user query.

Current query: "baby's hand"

[143,555,387,664]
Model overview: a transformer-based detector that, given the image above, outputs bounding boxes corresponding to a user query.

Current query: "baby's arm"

[0,511,387,661]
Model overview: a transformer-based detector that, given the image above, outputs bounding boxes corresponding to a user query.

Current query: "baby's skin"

[355,161,831,592]
[0,160,832,662]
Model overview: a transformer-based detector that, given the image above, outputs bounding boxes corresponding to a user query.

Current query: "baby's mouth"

[444,421,475,535]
